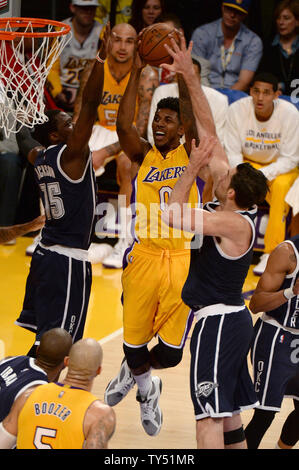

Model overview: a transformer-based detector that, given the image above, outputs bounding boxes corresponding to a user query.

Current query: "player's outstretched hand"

[189,136,216,172]
[160,32,194,76]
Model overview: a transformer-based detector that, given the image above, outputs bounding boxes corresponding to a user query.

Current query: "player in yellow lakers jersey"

[74,22,159,267]
[0,339,115,449]
[103,43,212,437]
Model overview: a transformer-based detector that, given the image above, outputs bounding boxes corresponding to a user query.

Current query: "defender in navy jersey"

[14,25,111,357]
[165,153,268,449]
[0,328,71,423]
[245,236,299,449]
[160,33,269,449]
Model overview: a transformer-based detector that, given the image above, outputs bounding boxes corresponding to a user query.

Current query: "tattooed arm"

[84,402,116,449]
[0,215,45,244]
[92,141,122,170]
[136,65,159,139]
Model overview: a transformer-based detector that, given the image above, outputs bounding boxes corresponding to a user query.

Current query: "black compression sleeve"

[280,400,299,447]
[16,125,42,159]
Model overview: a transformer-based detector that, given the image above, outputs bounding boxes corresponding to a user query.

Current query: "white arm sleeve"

[0,422,17,449]
[224,104,244,168]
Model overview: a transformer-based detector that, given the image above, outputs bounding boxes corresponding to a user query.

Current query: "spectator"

[224,72,299,275]
[129,0,165,33]
[95,0,133,26]
[46,0,103,113]
[74,23,159,268]
[147,56,228,147]
[191,0,263,93]
[258,0,299,97]
[0,338,116,449]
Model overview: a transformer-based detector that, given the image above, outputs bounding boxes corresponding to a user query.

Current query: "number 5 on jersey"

[34,426,57,449]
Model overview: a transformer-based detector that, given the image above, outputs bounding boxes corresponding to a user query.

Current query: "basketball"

[138,23,179,67]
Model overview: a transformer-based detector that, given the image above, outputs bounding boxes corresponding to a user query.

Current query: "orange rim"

[0,17,71,40]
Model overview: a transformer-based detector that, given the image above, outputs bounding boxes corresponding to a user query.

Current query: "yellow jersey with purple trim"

[96,61,137,130]
[131,144,201,250]
[17,382,98,449]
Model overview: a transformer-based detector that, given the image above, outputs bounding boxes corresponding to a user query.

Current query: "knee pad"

[151,341,183,368]
[224,426,245,446]
[123,343,149,370]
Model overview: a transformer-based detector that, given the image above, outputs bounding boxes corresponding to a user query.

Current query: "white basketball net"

[0,20,72,138]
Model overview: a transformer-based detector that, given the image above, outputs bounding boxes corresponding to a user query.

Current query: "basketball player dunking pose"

[14,25,111,357]
[103,36,217,437]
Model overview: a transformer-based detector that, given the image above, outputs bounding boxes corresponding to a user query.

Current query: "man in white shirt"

[147,55,229,147]
[224,72,299,274]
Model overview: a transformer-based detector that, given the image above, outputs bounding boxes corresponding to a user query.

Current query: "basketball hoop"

[0,17,72,138]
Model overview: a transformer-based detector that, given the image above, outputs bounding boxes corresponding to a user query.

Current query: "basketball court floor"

[0,236,297,450]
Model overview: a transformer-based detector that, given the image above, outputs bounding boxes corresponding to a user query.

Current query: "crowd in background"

[0,0,298,272]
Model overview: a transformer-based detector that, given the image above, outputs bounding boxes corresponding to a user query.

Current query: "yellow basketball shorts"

[121,243,193,348]
[245,160,299,252]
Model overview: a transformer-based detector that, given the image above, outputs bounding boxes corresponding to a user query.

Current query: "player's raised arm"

[15,122,45,166]
[116,33,151,165]
[61,25,110,171]
[161,33,230,186]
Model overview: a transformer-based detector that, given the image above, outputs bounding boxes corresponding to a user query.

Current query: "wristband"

[96,52,105,64]
[283,287,295,300]
[0,422,17,449]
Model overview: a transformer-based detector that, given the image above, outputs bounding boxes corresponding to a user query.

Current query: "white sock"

[133,370,152,398]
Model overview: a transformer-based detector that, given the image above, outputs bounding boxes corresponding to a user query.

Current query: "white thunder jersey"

[224,97,299,180]
[59,18,103,92]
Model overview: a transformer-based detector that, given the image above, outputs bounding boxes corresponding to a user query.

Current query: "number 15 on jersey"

[39,182,65,220]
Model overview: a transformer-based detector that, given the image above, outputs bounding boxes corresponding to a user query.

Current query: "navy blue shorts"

[251,317,299,411]
[16,245,92,344]
[190,307,258,419]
